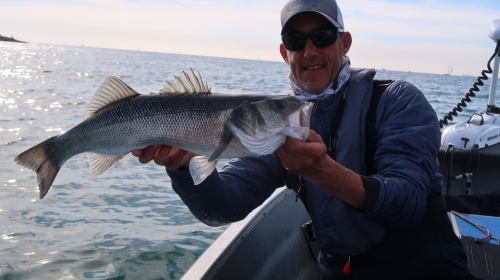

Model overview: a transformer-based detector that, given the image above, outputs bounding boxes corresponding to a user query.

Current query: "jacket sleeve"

[167,153,287,227]
[360,80,443,227]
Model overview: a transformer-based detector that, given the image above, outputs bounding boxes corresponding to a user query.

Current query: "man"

[133,0,472,279]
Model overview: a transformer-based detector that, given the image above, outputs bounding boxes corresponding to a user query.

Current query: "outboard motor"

[439,19,500,199]
[441,114,500,150]
[442,19,500,150]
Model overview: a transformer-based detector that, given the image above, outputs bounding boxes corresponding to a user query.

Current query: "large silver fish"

[15,70,313,199]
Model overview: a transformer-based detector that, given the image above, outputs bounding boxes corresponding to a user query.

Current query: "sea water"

[0,42,498,279]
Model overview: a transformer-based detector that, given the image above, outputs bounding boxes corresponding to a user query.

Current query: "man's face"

[280,13,352,94]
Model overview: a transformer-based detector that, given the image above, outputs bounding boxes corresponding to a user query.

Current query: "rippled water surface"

[0,42,498,279]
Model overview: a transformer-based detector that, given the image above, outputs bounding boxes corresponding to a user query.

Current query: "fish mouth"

[284,101,314,141]
[299,101,314,127]
[287,100,313,128]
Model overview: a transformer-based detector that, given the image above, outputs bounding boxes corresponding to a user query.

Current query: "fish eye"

[272,100,287,111]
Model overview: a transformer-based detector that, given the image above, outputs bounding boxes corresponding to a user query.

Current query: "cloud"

[2,0,500,75]
[341,0,498,46]
[341,0,500,75]
[349,37,494,75]
[1,0,283,60]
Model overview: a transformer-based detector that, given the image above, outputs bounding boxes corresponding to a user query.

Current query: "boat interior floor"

[460,235,500,280]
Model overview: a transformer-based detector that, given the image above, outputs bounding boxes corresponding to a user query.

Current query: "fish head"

[228,96,314,156]
[253,96,313,140]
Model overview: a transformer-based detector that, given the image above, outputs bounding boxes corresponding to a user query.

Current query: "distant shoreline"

[0,34,26,43]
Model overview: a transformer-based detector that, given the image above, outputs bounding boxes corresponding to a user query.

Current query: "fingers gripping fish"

[15,69,314,199]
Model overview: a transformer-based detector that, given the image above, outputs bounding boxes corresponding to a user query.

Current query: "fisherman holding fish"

[13,0,472,279]
[132,0,474,279]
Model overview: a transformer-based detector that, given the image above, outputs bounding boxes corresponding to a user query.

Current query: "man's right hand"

[131,145,196,170]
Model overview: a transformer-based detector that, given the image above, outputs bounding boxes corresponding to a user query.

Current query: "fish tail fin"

[189,156,218,185]
[14,136,62,199]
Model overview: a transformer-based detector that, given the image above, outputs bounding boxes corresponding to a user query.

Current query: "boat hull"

[181,187,321,280]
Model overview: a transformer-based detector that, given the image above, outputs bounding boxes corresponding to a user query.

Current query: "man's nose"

[303,39,319,57]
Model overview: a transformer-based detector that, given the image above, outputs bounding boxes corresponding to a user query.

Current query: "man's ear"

[341,32,352,56]
[280,44,289,65]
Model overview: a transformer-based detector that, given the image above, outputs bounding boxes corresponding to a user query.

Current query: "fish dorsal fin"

[159,69,211,95]
[189,156,218,185]
[85,152,123,177]
[85,77,140,120]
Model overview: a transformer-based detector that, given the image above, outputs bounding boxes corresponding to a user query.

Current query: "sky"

[1,0,500,76]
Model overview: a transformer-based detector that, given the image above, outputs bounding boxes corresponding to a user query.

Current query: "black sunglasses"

[281,29,338,51]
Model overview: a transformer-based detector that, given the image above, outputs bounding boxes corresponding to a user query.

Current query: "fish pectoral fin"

[86,152,123,177]
[208,126,233,162]
[189,156,218,185]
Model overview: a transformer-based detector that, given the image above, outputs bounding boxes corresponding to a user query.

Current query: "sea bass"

[15,70,313,199]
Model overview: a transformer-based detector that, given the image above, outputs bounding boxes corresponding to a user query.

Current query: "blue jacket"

[167,69,443,256]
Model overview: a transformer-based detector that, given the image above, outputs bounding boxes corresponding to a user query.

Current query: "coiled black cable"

[439,41,500,128]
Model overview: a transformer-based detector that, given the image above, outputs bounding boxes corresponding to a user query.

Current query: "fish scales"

[58,94,271,157]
